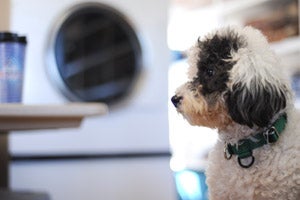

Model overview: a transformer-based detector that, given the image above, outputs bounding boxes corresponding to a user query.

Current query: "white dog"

[171,26,300,200]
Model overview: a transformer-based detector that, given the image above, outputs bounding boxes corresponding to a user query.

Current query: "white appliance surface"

[9,0,170,155]
[11,157,176,200]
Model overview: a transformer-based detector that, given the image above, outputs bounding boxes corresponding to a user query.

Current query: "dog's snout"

[171,95,183,108]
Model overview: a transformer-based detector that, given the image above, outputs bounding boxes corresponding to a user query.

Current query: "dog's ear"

[225,82,287,127]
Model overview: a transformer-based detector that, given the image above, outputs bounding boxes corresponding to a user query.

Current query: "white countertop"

[0,103,108,131]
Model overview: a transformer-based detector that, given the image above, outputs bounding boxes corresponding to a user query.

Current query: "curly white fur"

[206,108,300,200]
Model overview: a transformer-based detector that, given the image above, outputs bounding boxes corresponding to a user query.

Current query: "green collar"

[224,113,287,168]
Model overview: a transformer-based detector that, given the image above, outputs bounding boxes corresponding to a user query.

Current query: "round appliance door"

[47,3,142,105]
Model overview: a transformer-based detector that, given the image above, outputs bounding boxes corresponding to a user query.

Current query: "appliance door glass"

[49,3,142,104]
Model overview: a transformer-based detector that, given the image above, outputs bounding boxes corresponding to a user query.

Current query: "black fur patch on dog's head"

[192,32,246,95]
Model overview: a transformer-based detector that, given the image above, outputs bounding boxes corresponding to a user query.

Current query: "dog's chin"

[177,104,232,130]
[180,112,198,126]
[184,114,214,128]
[175,105,197,126]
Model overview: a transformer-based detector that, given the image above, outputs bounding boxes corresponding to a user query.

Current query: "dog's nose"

[171,95,183,108]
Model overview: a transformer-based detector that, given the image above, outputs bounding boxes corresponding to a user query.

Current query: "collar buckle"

[224,143,232,160]
[264,126,279,144]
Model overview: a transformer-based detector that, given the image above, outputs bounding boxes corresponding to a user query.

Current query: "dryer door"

[47,3,142,105]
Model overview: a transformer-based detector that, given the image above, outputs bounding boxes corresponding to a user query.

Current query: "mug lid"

[0,32,27,44]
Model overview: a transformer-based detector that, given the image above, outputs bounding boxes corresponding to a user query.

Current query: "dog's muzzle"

[171,95,182,108]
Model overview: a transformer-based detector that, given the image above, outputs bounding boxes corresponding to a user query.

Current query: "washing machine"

[10,0,170,156]
[9,1,174,199]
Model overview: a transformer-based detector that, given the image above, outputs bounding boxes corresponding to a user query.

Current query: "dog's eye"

[206,68,214,77]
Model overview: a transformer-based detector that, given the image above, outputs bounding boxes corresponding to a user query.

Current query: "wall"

[0,0,10,30]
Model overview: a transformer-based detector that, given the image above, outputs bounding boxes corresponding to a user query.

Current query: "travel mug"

[0,32,27,102]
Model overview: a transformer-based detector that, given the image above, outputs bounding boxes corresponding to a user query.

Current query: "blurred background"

[0,0,299,200]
